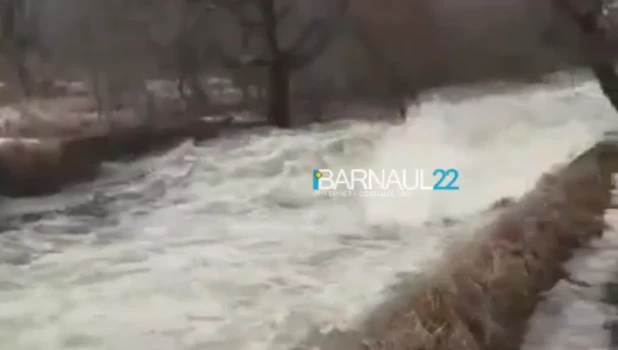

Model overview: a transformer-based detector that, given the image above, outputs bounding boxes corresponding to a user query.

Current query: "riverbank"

[0,88,244,197]
[0,88,408,197]
[519,189,618,350]
[305,142,617,350]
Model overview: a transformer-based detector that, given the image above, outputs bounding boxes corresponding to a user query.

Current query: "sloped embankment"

[0,99,226,197]
[519,181,618,349]
[358,144,617,350]
[0,120,219,197]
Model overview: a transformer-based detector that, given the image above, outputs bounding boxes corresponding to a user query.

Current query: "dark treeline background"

[0,0,616,128]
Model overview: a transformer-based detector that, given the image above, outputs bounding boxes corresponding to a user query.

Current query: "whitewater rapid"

[0,76,615,350]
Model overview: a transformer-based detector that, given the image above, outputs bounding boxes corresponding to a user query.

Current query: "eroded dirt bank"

[0,94,230,197]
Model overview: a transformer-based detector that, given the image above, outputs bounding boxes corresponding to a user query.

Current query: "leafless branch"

[285,0,349,69]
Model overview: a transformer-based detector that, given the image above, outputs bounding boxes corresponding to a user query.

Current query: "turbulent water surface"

[0,76,615,350]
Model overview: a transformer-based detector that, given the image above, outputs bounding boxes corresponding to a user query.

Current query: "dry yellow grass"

[363,149,612,350]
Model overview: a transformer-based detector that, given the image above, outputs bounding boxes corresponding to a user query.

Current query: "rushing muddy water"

[0,75,616,350]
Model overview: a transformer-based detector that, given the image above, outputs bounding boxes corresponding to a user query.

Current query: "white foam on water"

[0,78,615,350]
[363,81,611,224]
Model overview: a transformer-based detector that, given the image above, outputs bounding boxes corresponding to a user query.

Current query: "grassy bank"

[354,145,616,350]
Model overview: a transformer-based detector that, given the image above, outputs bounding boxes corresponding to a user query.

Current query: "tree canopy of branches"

[3,0,618,131]
[212,0,349,128]
[146,0,218,108]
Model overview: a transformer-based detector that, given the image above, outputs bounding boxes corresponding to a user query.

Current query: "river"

[0,75,615,350]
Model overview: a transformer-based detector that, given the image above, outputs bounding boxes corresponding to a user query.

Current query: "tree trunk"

[267,58,291,128]
[577,10,618,114]
[188,76,209,105]
[14,58,32,97]
[90,70,114,130]
[592,63,618,113]
[555,3,618,113]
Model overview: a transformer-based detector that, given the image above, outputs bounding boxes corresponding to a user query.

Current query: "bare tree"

[213,0,349,128]
[229,24,268,110]
[165,0,216,108]
[0,0,38,97]
[34,0,160,127]
[83,1,146,126]
[351,20,415,114]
